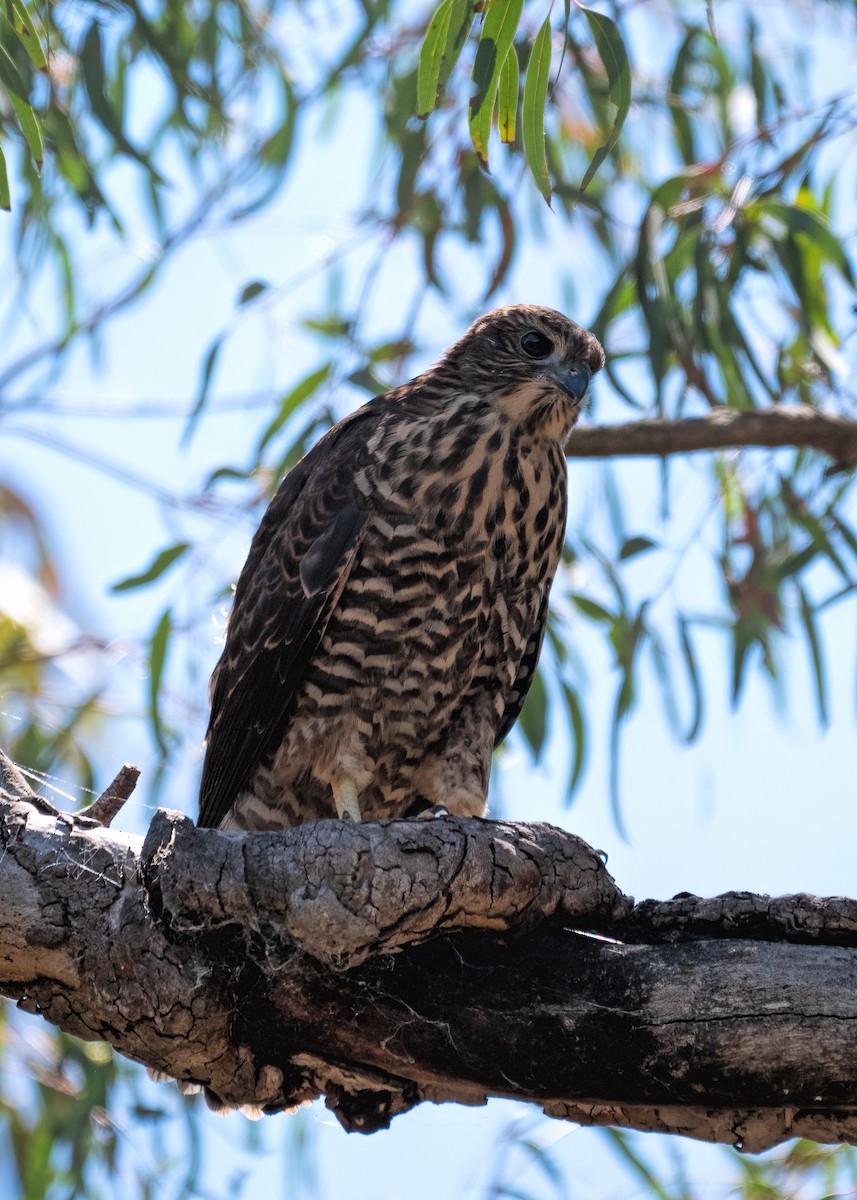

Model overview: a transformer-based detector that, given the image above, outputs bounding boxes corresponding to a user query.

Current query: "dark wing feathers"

[197,411,378,829]
[494,590,550,747]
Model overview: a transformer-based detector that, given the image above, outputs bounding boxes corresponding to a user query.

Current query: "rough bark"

[2,749,857,1151]
[566,405,857,470]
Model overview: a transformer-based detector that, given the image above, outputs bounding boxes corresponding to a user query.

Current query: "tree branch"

[77,763,140,828]
[566,406,857,469]
[2,750,857,1150]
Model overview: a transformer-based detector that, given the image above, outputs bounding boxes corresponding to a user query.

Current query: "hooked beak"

[549,361,591,404]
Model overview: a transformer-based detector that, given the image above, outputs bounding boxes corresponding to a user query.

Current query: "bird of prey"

[198,304,604,832]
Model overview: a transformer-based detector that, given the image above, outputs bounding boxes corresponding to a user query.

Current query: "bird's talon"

[332,779,363,823]
[416,804,450,820]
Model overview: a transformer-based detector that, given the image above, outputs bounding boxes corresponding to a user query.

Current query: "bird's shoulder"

[229,389,418,603]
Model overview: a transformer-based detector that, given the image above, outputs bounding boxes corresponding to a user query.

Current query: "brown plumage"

[198,305,604,831]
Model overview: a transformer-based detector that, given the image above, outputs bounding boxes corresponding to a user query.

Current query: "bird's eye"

[520,330,553,359]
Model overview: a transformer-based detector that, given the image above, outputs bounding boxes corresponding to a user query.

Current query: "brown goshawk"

[198,305,604,831]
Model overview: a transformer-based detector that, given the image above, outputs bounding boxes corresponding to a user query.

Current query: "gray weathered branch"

[566,405,857,469]
[2,748,857,1150]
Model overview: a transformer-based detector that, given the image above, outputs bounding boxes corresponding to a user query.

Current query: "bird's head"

[441,304,605,441]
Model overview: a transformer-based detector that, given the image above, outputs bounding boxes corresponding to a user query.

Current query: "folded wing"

[197,411,379,829]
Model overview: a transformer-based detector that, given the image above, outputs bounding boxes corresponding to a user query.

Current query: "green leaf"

[111,543,191,593]
[576,3,631,191]
[438,0,475,91]
[608,683,630,842]
[0,40,29,101]
[678,618,703,743]
[521,16,552,202]
[571,593,613,623]
[417,0,474,116]
[831,513,857,563]
[731,621,755,705]
[515,1137,566,1192]
[619,535,656,561]
[81,22,162,180]
[779,542,818,580]
[468,0,524,169]
[0,145,9,211]
[237,280,269,306]
[8,90,42,166]
[183,334,223,447]
[751,200,856,287]
[348,365,388,395]
[204,465,255,489]
[148,608,173,755]
[648,628,682,734]
[496,44,519,144]
[417,0,454,117]
[668,29,699,166]
[303,315,352,338]
[780,478,850,580]
[518,666,548,759]
[795,581,828,727]
[9,1,47,69]
[561,681,587,797]
[367,337,415,362]
[257,363,332,455]
[272,415,330,478]
[81,23,120,140]
[603,1129,674,1200]
[0,43,42,166]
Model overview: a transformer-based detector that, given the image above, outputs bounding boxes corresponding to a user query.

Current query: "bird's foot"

[415,803,450,820]
[332,779,362,822]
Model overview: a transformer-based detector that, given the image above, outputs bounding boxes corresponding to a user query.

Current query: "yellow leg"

[331,778,362,822]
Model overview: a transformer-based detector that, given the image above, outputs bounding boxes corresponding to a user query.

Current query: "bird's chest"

[363,417,568,589]
[352,437,565,669]
[481,438,568,594]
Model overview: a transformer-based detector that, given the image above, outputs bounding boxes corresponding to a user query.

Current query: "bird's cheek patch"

[496,382,550,425]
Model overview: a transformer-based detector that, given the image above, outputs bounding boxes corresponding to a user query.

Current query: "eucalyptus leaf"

[619,535,656,561]
[111,543,191,593]
[148,608,173,755]
[576,3,631,191]
[795,580,829,727]
[0,144,9,210]
[8,1,47,68]
[521,17,552,202]
[81,22,163,180]
[438,0,474,91]
[752,200,856,287]
[517,665,548,759]
[237,280,269,306]
[468,0,523,169]
[183,334,224,447]
[417,0,453,117]
[496,44,519,144]
[257,363,332,456]
[8,90,42,166]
